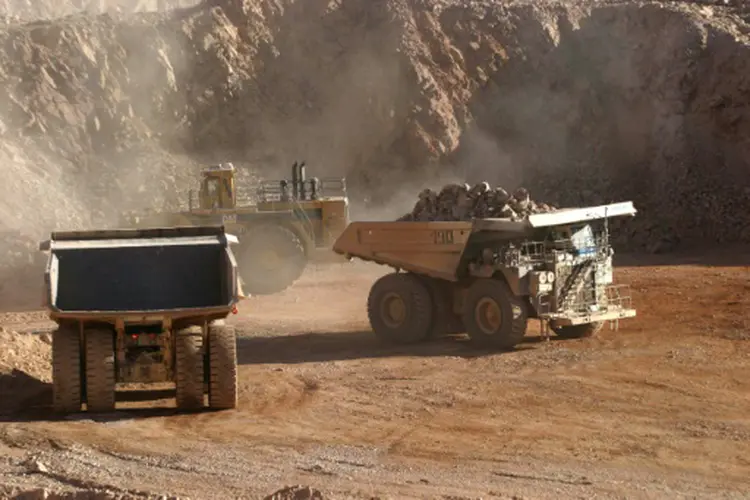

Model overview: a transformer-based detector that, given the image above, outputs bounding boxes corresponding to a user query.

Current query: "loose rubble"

[263,485,325,500]
[0,328,52,415]
[397,183,556,222]
[7,487,164,500]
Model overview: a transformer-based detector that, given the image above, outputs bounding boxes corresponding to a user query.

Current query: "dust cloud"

[350,169,468,222]
[0,3,207,310]
[0,0,749,311]
[0,0,202,21]
[450,124,521,190]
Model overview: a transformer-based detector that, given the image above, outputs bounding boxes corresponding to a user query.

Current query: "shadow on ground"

[0,406,207,424]
[0,371,212,423]
[1,332,563,422]
[236,330,563,366]
[0,369,51,415]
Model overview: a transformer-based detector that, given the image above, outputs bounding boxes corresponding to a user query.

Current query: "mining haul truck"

[40,225,243,414]
[332,202,638,349]
[121,161,350,296]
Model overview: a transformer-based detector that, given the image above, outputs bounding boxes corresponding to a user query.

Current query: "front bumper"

[545,307,637,326]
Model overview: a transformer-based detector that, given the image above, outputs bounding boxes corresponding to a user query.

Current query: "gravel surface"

[1,260,749,498]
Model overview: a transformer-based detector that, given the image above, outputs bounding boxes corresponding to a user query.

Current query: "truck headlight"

[547,271,555,283]
[531,271,553,294]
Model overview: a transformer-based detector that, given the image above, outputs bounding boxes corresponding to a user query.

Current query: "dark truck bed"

[40,226,241,316]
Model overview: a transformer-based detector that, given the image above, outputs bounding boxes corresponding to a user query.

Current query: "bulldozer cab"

[198,163,236,210]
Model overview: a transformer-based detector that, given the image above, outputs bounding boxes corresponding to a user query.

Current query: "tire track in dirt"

[1,259,750,497]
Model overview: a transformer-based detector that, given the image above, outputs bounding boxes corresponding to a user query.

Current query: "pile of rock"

[397,182,556,222]
[5,486,159,499]
[263,485,324,500]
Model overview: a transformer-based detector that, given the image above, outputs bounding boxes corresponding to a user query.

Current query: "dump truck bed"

[40,225,241,320]
[332,202,637,281]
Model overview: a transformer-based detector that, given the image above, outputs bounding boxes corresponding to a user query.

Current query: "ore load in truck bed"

[397,183,557,222]
[333,202,638,281]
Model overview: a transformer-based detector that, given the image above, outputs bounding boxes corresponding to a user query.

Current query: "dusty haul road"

[1,255,750,499]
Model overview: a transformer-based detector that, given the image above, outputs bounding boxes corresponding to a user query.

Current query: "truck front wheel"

[551,322,604,339]
[84,328,116,413]
[367,272,434,344]
[52,325,82,414]
[207,322,238,410]
[175,326,205,410]
[463,278,528,350]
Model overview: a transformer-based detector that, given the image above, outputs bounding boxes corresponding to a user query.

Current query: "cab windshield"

[569,224,596,255]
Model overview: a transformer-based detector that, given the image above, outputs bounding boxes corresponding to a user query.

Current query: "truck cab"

[197,163,238,211]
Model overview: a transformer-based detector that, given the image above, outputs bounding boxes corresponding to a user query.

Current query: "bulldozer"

[121,161,350,295]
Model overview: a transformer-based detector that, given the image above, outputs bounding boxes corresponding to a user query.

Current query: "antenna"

[603,205,610,248]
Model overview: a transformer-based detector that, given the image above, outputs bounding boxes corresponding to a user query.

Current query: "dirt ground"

[0,254,749,499]
[0,1,748,498]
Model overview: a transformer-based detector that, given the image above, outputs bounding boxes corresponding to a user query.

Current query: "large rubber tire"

[462,278,528,350]
[238,224,307,296]
[175,326,205,411]
[366,272,434,344]
[551,322,604,339]
[52,325,82,414]
[207,322,238,410]
[84,328,116,413]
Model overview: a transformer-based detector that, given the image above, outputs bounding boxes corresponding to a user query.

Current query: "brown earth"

[1,0,750,498]
[0,0,749,309]
[1,256,749,498]
[0,1,748,245]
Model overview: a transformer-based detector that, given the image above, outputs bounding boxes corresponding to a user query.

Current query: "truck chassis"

[41,226,243,414]
[333,202,638,350]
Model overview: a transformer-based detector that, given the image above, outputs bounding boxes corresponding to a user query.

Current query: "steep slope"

[442,2,750,251]
[0,0,749,307]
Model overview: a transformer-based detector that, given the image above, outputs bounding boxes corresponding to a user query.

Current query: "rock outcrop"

[0,0,748,307]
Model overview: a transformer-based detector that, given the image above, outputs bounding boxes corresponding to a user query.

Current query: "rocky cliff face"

[0,0,748,305]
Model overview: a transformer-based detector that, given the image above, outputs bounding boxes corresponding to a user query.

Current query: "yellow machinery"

[40,225,243,414]
[332,202,638,350]
[122,161,350,295]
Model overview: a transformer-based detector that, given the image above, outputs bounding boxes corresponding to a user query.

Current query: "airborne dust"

[0,1,748,496]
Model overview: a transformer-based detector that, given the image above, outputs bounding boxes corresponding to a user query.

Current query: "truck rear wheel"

[207,322,238,410]
[463,278,528,350]
[367,272,434,344]
[52,325,82,414]
[238,224,307,295]
[175,326,205,410]
[552,322,604,339]
[84,328,116,413]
